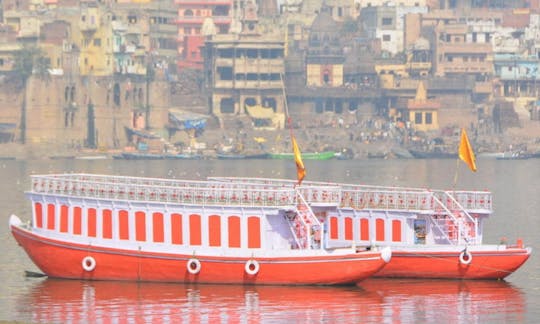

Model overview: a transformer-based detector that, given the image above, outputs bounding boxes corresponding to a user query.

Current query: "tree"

[11,46,50,144]
[145,60,155,130]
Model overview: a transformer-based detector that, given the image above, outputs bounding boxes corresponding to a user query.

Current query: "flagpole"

[280,73,305,186]
[453,157,460,190]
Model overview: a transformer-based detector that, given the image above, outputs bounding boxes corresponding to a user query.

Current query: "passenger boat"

[211,176,531,279]
[9,174,391,285]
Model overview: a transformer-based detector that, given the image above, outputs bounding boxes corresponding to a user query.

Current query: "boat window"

[153,212,164,243]
[209,215,221,247]
[189,214,202,246]
[228,216,241,248]
[247,216,261,248]
[135,211,146,242]
[171,213,183,245]
[414,219,426,244]
[376,219,385,241]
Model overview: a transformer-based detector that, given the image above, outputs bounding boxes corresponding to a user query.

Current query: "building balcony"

[150,24,178,34]
[439,62,492,74]
[437,42,492,54]
[79,21,98,32]
[215,57,234,66]
[176,0,232,5]
[17,29,39,38]
[176,16,231,25]
[233,64,284,74]
[213,80,282,89]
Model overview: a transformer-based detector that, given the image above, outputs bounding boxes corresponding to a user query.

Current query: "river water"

[0,158,538,323]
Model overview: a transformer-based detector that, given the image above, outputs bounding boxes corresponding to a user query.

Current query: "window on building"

[415,112,422,124]
[382,18,393,25]
[217,67,233,80]
[425,112,432,124]
[383,35,391,42]
[220,98,234,113]
[93,38,101,46]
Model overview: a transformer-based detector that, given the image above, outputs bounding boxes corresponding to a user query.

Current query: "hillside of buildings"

[0,0,540,159]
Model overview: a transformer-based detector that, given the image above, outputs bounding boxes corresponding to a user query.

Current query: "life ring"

[244,259,260,275]
[459,250,472,265]
[82,256,96,272]
[186,258,201,274]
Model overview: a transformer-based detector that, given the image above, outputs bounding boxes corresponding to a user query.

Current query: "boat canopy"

[168,109,208,131]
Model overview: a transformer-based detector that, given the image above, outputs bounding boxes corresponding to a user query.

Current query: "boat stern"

[9,214,22,228]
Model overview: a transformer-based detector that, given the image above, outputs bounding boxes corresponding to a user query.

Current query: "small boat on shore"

[9,174,390,285]
[212,176,531,280]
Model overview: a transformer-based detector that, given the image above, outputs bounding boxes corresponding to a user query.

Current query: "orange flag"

[458,128,477,172]
[291,136,306,185]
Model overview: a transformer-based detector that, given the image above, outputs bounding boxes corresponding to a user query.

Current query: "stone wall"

[0,75,171,151]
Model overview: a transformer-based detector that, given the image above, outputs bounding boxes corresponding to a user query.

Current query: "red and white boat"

[211,176,532,279]
[9,174,391,285]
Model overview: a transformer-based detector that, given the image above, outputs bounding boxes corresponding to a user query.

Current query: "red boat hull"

[374,248,531,279]
[11,224,389,285]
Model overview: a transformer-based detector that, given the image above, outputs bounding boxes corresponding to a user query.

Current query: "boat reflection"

[19,278,524,323]
[359,278,526,323]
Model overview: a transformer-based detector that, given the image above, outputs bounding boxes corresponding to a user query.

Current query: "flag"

[458,128,477,172]
[291,136,306,185]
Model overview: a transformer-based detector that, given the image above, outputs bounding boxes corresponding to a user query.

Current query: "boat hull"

[374,247,531,279]
[269,151,336,160]
[11,220,389,285]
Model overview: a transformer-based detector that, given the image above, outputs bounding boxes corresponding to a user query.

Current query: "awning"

[168,109,208,130]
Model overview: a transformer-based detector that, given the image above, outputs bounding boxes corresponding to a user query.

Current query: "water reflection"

[359,278,526,323]
[19,278,524,323]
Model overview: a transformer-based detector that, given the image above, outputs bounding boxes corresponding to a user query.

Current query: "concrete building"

[175,0,233,70]
[202,1,286,129]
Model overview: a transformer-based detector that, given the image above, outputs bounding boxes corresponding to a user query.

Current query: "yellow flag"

[459,128,477,172]
[292,136,306,185]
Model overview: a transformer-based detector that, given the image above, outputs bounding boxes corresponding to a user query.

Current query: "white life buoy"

[187,258,201,274]
[82,256,96,272]
[245,259,260,275]
[459,250,472,265]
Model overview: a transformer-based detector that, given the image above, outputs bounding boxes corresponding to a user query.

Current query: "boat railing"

[211,176,430,192]
[29,175,297,208]
[339,189,434,211]
[296,185,342,206]
[438,190,492,213]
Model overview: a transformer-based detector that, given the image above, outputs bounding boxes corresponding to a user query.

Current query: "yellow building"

[76,4,114,76]
[406,81,440,132]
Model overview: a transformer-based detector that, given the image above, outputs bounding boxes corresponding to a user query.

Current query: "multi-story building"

[176,0,233,70]
[431,22,493,77]
[306,6,344,88]
[202,1,286,128]
[111,0,178,77]
[76,2,114,76]
[359,4,427,56]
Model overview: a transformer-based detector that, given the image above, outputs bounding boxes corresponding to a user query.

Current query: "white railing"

[210,176,493,214]
[30,174,296,208]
